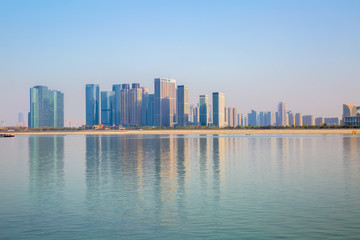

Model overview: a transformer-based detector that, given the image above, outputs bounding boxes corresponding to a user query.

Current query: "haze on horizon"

[1,0,359,126]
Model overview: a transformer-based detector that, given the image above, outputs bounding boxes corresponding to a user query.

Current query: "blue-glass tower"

[86,84,100,126]
[29,86,64,128]
[101,91,114,126]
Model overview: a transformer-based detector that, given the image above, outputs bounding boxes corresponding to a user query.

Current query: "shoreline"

[0,129,357,136]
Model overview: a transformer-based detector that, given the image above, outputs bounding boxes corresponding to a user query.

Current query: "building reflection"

[83,134,227,225]
[342,136,360,183]
[29,136,64,204]
[212,135,225,200]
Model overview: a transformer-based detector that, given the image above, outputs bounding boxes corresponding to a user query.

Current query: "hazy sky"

[1,0,359,126]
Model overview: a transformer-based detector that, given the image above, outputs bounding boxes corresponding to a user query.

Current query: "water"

[0,134,359,239]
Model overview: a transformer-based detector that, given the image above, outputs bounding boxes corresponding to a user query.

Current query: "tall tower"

[101,91,114,126]
[120,84,131,126]
[199,95,209,126]
[112,84,122,126]
[154,78,176,127]
[177,85,189,127]
[86,84,100,126]
[130,83,142,126]
[212,92,225,128]
[30,86,64,128]
[277,101,287,126]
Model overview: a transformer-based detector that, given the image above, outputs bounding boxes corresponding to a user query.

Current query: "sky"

[1,0,359,126]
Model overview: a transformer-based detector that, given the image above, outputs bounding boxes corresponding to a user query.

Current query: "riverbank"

[0,129,357,135]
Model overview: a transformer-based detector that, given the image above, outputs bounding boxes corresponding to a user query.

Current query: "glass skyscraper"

[112,84,122,126]
[86,84,100,126]
[212,92,225,128]
[29,86,64,128]
[101,91,114,126]
[177,85,189,127]
[154,78,176,127]
[199,95,208,126]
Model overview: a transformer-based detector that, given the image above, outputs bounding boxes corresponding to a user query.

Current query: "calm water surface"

[0,134,359,239]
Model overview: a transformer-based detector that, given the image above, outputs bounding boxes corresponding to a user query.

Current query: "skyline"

[1,0,360,125]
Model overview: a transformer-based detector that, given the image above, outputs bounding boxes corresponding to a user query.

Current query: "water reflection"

[343,136,360,183]
[29,136,64,204]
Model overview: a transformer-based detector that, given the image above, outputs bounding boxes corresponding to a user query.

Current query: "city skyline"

[9,80,360,128]
[1,1,360,125]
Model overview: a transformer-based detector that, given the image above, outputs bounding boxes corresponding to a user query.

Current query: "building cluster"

[28,86,64,128]
[243,101,343,127]
[86,78,227,128]
[25,79,359,128]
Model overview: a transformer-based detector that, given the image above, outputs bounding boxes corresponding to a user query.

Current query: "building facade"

[101,91,114,126]
[213,92,225,127]
[29,86,64,128]
[154,78,176,127]
[86,84,100,126]
[177,85,189,127]
[277,101,287,126]
[199,95,209,126]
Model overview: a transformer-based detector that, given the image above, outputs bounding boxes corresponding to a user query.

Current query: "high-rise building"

[192,105,199,126]
[101,91,114,126]
[177,85,189,127]
[112,84,122,126]
[288,112,295,127]
[248,110,259,126]
[199,95,209,126]
[277,101,287,126]
[86,84,100,126]
[213,92,225,127]
[264,112,276,126]
[233,108,238,127]
[227,107,235,127]
[29,86,64,128]
[120,84,131,126]
[324,117,340,126]
[141,90,155,127]
[302,115,315,126]
[130,83,142,126]
[295,113,302,127]
[315,117,324,126]
[154,78,176,127]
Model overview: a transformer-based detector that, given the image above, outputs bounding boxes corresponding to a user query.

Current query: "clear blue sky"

[1,0,359,125]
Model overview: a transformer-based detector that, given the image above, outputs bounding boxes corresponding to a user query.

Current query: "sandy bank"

[1,129,357,136]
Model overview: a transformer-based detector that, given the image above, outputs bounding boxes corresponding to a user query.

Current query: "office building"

[288,112,295,127]
[86,84,100,126]
[277,101,287,126]
[343,104,360,126]
[177,85,189,127]
[29,86,64,128]
[315,117,324,126]
[233,108,239,127]
[192,105,199,125]
[302,115,315,126]
[324,117,340,126]
[227,107,234,127]
[295,113,302,127]
[154,78,176,127]
[248,110,259,126]
[264,111,276,126]
[213,92,225,127]
[120,84,131,126]
[343,104,357,118]
[112,84,122,126]
[199,95,209,126]
[130,83,142,126]
[101,91,114,126]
